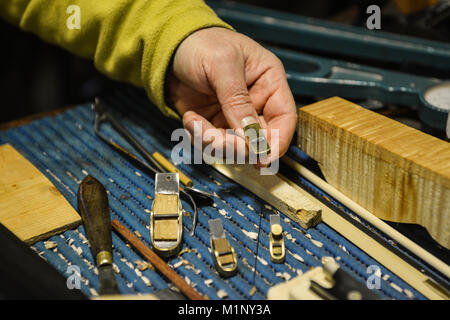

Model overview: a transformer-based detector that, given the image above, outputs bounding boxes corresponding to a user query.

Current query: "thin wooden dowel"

[282,156,450,278]
[111,219,204,300]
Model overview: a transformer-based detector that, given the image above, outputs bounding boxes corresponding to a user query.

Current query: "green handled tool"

[78,175,119,295]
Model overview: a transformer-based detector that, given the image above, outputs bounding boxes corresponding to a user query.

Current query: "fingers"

[207,49,261,134]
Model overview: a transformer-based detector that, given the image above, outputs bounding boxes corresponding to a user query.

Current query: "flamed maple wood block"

[298,97,450,248]
[0,144,81,244]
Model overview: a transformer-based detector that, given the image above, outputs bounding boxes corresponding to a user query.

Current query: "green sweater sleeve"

[0,0,233,119]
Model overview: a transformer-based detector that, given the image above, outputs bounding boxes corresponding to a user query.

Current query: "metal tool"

[150,173,183,258]
[77,175,119,295]
[268,257,383,300]
[208,218,238,277]
[268,46,450,131]
[209,0,450,70]
[269,215,285,264]
[241,116,271,156]
[93,97,214,235]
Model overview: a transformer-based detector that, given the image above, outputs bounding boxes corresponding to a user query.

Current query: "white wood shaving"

[71,245,83,256]
[184,276,191,286]
[82,169,88,176]
[109,178,114,183]
[93,268,99,275]
[257,256,268,266]
[44,241,57,250]
[335,256,341,261]
[264,204,272,210]
[242,229,259,240]
[173,260,184,269]
[218,209,228,216]
[283,272,292,281]
[297,269,303,276]
[144,209,151,213]
[135,268,142,277]
[90,288,98,296]
[382,274,390,281]
[213,180,222,186]
[236,210,244,216]
[292,253,304,263]
[135,171,142,177]
[306,249,313,255]
[212,203,217,208]
[204,279,213,287]
[305,233,312,239]
[247,204,254,211]
[217,289,228,299]
[113,263,120,274]
[284,218,290,223]
[285,233,293,241]
[403,289,414,299]
[390,282,403,292]
[142,276,151,287]
[127,282,134,288]
[311,239,323,248]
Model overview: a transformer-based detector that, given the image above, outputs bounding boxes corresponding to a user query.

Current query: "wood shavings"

[204,279,213,287]
[109,178,114,183]
[212,202,217,208]
[90,288,98,296]
[184,276,191,286]
[249,286,256,296]
[135,171,142,177]
[382,274,390,281]
[81,169,89,176]
[236,210,244,216]
[183,210,191,217]
[247,204,255,211]
[403,289,414,299]
[145,209,151,213]
[311,239,323,248]
[113,263,120,274]
[134,230,142,238]
[217,289,228,299]
[142,276,151,287]
[305,249,313,255]
[135,260,155,271]
[297,269,303,276]
[135,268,142,277]
[213,180,222,186]
[284,218,290,224]
[242,229,259,240]
[218,209,228,216]
[173,260,184,269]
[264,204,272,210]
[257,256,268,266]
[146,195,153,200]
[44,241,57,250]
[305,233,312,239]
[292,253,304,263]
[283,272,292,281]
[335,256,341,261]
[71,245,83,256]
[390,282,403,293]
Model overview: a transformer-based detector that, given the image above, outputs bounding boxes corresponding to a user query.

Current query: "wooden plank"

[211,161,447,299]
[0,144,81,244]
[298,97,450,249]
[212,163,322,229]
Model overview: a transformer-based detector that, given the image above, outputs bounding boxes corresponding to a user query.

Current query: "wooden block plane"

[0,144,81,244]
[298,97,450,248]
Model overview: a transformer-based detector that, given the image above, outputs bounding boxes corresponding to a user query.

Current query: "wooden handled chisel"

[78,175,119,295]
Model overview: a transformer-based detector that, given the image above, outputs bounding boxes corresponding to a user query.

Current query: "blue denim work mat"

[0,87,447,300]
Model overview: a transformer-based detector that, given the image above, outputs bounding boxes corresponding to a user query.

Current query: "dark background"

[1,0,449,125]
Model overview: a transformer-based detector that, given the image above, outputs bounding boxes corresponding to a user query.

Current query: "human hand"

[168,27,297,165]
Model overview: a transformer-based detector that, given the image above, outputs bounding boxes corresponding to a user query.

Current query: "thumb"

[209,51,260,133]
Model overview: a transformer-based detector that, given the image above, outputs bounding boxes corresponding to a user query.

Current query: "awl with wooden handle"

[78,175,119,295]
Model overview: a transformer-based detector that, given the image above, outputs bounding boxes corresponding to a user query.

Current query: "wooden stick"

[111,219,204,300]
[282,155,450,279]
